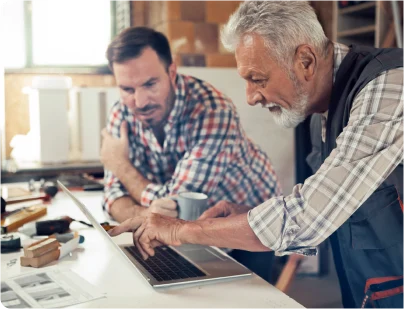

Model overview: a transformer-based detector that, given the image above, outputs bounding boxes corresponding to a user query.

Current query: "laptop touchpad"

[183,247,227,262]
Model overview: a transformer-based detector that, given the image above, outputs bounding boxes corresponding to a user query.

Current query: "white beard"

[268,93,308,128]
[267,70,309,128]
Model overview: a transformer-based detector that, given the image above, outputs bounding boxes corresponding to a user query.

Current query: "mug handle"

[167,196,180,217]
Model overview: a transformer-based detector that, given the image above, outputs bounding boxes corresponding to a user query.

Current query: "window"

[1,1,26,69]
[1,0,130,70]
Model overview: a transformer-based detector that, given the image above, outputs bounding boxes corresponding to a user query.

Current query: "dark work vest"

[307,45,403,308]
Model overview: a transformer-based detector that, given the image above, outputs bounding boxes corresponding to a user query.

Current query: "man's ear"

[168,63,177,85]
[294,44,316,81]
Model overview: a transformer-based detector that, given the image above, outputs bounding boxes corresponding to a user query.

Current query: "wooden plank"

[381,22,396,48]
[23,238,59,258]
[20,249,60,268]
[332,1,338,42]
[376,1,393,47]
[275,254,305,293]
[1,205,47,233]
[310,1,334,38]
[337,25,376,37]
[339,2,376,15]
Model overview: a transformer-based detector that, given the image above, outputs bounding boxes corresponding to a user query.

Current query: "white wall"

[0,59,5,162]
[178,67,295,195]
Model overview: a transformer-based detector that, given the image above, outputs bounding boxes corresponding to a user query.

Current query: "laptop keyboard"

[125,245,206,282]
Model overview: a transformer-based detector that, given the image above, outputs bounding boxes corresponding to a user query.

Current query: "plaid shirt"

[248,42,403,256]
[103,74,281,212]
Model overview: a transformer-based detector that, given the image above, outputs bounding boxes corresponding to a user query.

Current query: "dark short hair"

[106,27,173,72]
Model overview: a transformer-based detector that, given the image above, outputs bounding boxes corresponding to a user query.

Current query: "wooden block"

[2,187,31,199]
[218,24,232,54]
[131,1,147,27]
[154,22,169,38]
[381,22,396,48]
[147,1,168,29]
[195,23,219,53]
[167,21,195,54]
[206,54,237,67]
[1,205,47,233]
[206,1,241,24]
[167,1,181,21]
[180,54,206,67]
[172,53,182,66]
[145,0,181,25]
[20,249,60,268]
[180,1,205,22]
[6,193,49,205]
[24,238,59,258]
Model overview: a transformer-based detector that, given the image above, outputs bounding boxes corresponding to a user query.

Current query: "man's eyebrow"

[142,77,158,86]
[119,84,133,89]
[238,69,252,78]
[239,69,260,80]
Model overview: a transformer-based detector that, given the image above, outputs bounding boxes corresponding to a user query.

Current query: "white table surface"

[1,189,304,308]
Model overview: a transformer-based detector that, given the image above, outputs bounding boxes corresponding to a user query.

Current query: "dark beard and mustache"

[139,82,176,129]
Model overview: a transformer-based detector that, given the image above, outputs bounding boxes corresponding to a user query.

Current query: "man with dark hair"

[100,27,281,282]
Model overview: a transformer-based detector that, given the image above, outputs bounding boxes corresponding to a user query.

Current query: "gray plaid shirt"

[248,43,403,256]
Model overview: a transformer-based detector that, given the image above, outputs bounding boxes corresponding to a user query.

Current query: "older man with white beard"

[108,2,403,307]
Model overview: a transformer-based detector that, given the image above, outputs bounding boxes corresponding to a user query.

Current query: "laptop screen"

[57,181,135,264]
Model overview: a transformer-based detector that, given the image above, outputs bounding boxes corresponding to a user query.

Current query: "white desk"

[1,190,303,308]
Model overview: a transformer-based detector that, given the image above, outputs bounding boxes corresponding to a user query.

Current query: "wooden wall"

[132,1,242,67]
[3,1,333,159]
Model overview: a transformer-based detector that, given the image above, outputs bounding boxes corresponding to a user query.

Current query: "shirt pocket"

[350,186,403,250]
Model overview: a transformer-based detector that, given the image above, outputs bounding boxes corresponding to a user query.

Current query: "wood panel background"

[3,1,333,159]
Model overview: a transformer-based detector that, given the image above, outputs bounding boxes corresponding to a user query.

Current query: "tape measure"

[1,233,22,253]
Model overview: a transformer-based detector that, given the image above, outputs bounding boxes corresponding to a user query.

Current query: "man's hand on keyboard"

[108,213,185,260]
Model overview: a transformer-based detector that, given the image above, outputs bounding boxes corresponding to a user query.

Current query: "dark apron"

[308,114,403,308]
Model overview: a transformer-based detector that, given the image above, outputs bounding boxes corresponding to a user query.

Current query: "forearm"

[179,213,270,252]
[109,196,148,223]
[115,162,151,204]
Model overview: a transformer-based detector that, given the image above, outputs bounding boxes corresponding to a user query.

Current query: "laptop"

[57,181,252,288]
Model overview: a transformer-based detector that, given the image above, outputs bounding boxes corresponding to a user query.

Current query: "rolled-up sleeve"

[248,68,403,256]
[102,101,130,213]
[102,172,129,213]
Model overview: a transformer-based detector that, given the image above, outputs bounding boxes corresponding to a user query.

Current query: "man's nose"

[246,83,263,106]
[246,91,263,106]
[127,89,148,110]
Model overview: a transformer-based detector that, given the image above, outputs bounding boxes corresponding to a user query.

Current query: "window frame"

[5,1,128,75]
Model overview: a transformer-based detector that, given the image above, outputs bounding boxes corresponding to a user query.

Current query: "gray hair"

[221,1,329,67]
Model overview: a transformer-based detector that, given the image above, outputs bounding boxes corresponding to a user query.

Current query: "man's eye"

[123,88,134,93]
[144,82,156,88]
[252,79,265,85]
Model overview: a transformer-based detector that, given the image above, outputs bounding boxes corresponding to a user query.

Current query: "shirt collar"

[332,42,350,84]
[320,42,350,118]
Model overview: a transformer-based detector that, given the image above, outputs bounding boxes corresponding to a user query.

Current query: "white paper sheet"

[1,266,104,308]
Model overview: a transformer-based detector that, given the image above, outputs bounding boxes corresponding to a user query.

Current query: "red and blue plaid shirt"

[103,74,281,212]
